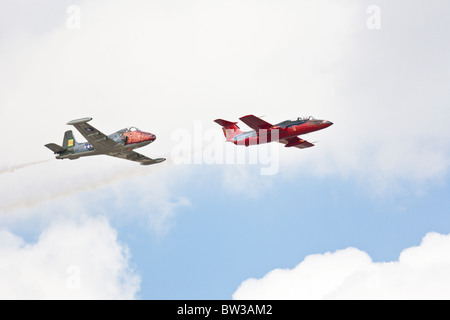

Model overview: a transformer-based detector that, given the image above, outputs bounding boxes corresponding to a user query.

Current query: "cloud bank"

[0,0,449,300]
[0,215,140,299]
[233,232,450,300]
[0,0,448,200]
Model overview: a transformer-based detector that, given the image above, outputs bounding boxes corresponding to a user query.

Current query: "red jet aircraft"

[214,115,332,149]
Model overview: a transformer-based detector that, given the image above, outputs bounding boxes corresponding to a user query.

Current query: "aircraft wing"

[67,117,119,152]
[109,150,166,165]
[239,115,273,130]
[279,136,315,149]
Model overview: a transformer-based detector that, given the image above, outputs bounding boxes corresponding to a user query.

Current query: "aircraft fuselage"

[57,129,156,160]
[233,119,332,146]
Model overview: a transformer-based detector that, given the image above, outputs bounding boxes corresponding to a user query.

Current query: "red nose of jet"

[146,132,156,141]
[322,120,333,127]
[138,131,156,142]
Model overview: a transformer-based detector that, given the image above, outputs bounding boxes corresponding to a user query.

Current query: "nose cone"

[148,133,156,141]
[140,131,156,142]
[322,120,333,127]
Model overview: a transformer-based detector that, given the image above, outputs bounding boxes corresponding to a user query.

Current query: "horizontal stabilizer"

[214,119,243,141]
[45,143,66,154]
[214,119,239,129]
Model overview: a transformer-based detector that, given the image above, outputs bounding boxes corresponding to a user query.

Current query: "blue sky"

[0,0,449,299]
[99,165,449,299]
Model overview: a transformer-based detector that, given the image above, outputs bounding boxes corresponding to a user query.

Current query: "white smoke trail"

[0,159,175,213]
[0,160,51,174]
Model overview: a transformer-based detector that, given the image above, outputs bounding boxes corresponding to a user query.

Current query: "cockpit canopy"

[274,116,314,128]
[126,126,140,132]
[118,126,138,132]
[296,116,314,121]
[118,127,141,136]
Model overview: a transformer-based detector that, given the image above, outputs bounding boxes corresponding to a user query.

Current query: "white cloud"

[0,0,352,216]
[233,232,450,300]
[0,0,448,205]
[103,165,192,235]
[0,159,191,240]
[0,215,140,299]
[0,0,448,301]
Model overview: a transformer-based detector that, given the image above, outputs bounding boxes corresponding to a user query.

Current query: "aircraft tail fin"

[214,119,243,141]
[62,130,78,149]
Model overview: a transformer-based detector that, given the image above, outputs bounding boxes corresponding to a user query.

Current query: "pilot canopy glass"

[126,126,140,132]
[274,116,315,128]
